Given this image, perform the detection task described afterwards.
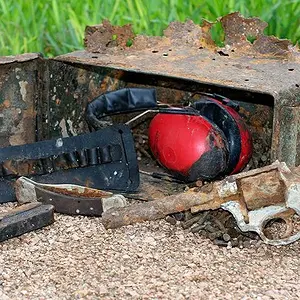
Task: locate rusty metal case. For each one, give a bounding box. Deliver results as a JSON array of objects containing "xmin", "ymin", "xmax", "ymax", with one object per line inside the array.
[{"xmin": 0, "ymin": 13, "xmax": 300, "ymax": 197}]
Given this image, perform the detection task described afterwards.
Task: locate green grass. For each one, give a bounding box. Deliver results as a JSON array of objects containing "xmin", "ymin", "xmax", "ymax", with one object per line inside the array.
[{"xmin": 0, "ymin": 0, "xmax": 299, "ymax": 57}]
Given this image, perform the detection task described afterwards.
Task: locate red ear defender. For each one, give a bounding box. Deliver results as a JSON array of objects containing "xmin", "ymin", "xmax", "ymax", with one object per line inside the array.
[
  {"xmin": 148, "ymin": 113, "xmax": 229, "ymax": 181},
  {"xmin": 148, "ymin": 95, "xmax": 253, "ymax": 182}
]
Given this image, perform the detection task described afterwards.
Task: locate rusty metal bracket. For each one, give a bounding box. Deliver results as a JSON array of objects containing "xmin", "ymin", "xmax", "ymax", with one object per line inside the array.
[{"xmin": 15, "ymin": 177, "xmax": 127, "ymax": 216}]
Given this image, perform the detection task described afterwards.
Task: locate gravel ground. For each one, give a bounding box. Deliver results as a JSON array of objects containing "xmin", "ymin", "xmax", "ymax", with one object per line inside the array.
[{"xmin": 1, "ymin": 204, "xmax": 300, "ymax": 300}]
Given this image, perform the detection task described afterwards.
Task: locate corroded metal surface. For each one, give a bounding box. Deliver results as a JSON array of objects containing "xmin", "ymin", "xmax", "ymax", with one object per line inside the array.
[
  {"xmin": 0, "ymin": 53, "xmax": 44, "ymax": 147},
  {"xmin": 84, "ymin": 19, "xmax": 216, "ymax": 53},
  {"xmin": 219, "ymin": 13, "xmax": 296, "ymax": 58},
  {"xmin": 55, "ymin": 47, "xmax": 299, "ymax": 96},
  {"xmin": 67, "ymin": 13, "xmax": 298, "ymax": 94},
  {"xmin": 83, "ymin": 13, "xmax": 299, "ymax": 59},
  {"xmin": 0, "ymin": 53, "xmax": 41, "ymax": 65}
]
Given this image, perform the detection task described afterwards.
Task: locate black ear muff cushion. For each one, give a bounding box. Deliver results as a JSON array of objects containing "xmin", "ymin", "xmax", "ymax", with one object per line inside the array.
[
  {"xmin": 192, "ymin": 99, "xmax": 241, "ymax": 175},
  {"xmin": 187, "ymin": 136, "xmax": 229, "ymax": 181},
  {"xmin": 85, "ymin": 88, "xmax": 157, "ymax": 130}
]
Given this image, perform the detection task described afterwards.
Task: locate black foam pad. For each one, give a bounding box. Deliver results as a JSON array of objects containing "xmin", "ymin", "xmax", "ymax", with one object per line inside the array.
[
  {"xmin": 192, "ymin": 98, "xmax": 241, "ymax": 175},
  {"xmin": 85, "ymin": 88, "xmax": 158, "ymax": 130}
]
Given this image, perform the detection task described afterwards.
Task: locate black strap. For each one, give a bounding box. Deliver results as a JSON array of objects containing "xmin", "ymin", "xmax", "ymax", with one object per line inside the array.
[
  {"xmin": 86, "ymin": 88, "xmax": 158, "ymax": 130},
  {"xmin": 199, "ymin": 93, "xmax": 240, "ymax": 111},
  {"xmin": 0, "ymin": 145, "xmax": 122, "ymax": 178}
]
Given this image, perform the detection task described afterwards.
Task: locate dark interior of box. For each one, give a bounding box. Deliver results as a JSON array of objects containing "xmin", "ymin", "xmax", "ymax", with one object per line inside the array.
[{"xmin": 43, "ymin": 61, "xmax": 274, "ymax": 174}]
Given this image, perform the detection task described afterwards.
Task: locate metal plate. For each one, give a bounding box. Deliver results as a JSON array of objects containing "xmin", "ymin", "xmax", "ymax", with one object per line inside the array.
[{"xmin": 0, "ymin": 203, "xmax": 54, "ymax": 242}]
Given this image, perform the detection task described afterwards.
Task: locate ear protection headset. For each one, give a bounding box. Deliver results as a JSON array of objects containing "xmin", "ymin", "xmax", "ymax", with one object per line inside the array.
[
  {"xmin": 85, "ymin": 88, "xmax": 253, "ymax": 182},
  {"xmin": 148, "ymin": 94, "xmax": 253, "ymax": 181}
]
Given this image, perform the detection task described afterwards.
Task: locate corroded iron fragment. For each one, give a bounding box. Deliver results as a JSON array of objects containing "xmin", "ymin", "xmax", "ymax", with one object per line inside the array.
[
  {"xmin": 252, "ymin": 35, "xmax": 292, "ymax": 57},
  {"xmin": 84, "ymin": 20, "xmax": 135, "ymax": 53},
  {"xmin": 101, "ymin": 161, "xmax": 300, "ymax": 246},
  {"xmin": 83, "ymin": 13, "xmax": 299, "ymax": 59},
  {"xmin": 220, "ymin": 12, "xmax": 296, "ymax": 58},
  {"xmin": 163, "ymin": 19, "xmax": 215, "ymax": 48},
  {"xmin": 220, "ymin": 12, "xmax": 267, "ymax": 47},
  {"xmin": 84, "ymin": 19, "xmax": 216, "ymax": 53}
]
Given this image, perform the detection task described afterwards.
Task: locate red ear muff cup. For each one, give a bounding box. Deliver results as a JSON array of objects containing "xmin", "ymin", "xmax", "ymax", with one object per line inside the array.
[
  {"xmin": 192, "ymin": 99, "xmax": 253, "ymax": 175},
  {"xmin": 148, "ymin": 114, "xmax": 229, "ymax": 182}
]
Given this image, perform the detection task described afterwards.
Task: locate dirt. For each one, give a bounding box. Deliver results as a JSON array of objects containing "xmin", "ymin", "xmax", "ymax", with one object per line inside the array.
[{"xmin": 0, "ymin": 202, "xmax": 300, "ymax": 300}]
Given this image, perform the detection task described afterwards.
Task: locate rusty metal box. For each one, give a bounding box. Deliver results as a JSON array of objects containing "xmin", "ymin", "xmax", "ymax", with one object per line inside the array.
[{"xmin": 0, "ymin": 14, "xmax": 299, "ymax": 170}]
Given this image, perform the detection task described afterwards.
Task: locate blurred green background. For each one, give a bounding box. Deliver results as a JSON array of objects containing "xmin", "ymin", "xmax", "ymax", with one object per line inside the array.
[{"xmin": 0, "ymin": 0, "xmax": 299, "ymax": 57}]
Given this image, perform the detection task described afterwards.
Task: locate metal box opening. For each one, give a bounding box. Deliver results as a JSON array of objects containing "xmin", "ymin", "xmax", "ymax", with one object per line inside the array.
[{"xmin": 42, "ymin": 59, "xmax": 274, "ymax": 171}]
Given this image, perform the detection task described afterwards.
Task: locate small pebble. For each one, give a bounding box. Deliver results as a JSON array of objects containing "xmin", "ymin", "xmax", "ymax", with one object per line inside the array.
[
  {"xmin": 223, "ymin": 233, "xmax": 231, "ymax": 242},
  {"xmin": 165, "ymin": 215, "xmax": 177, "ymax": 225}
]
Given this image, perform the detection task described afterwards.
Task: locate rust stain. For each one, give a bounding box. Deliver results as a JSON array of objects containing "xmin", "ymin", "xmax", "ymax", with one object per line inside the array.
[
  {"xmin": 77, "ymin": 68, "xmax": 88, "ymax": 85},
  {"xmin": 253, "ymin": 35, "xmax": 292, "ymax": 57},
  {"xmin": 3, "ymin": 100, "xmax": 11, "ymax": 108},
  {"xmin": 99, "ymin": 70, "xmax": 125, "ymax": 93},
  {"xmin": 43, "ymin": 185, "xmax": 112, "ymax": 198},
  {"xmin": 175, "ymin": 204, "xmax": 186, "ymax": 211},
  {"xmin": 200, "ymin": 19, "xmax": 216, "ymax": 50},
  {"xmin": 0, "ymin": 99, "xmax": 11, "ymax": 111},
  {"xmin": 240, "ymin": 169, "xmax": 285, "ymax": 210},
  {"xmin": 9, "ymin": 108, "xmax": 37, "ymax": 145},
  {"xmin": 163, "ymin": 19, "xmax": 215, "ymax": 49}
]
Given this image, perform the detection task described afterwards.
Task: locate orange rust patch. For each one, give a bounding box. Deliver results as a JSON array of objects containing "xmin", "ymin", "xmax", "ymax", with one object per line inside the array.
[
  {"xmin": 175, "ymin": 204, "xmax": 185, "ymax": 211},
  {"xmin": 3, "ymin": 100, "xmax": 11, "ymax": 108}
]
